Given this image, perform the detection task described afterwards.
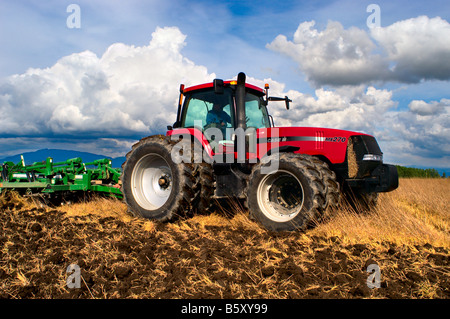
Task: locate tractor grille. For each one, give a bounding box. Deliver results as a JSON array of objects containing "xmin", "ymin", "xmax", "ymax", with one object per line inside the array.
[
  {"xmin": 347, "ymin": 135, "xmax": 383, "ymax": 178},
  {"xmin": 350, "ymin": 135, "xmax": 382, "ymax": 160}
]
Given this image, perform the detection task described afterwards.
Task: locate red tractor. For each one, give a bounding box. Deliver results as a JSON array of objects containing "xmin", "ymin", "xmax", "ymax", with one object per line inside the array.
[{"xmin": 121, "ymin": 72, "xmax": 398, "ymax": 231}]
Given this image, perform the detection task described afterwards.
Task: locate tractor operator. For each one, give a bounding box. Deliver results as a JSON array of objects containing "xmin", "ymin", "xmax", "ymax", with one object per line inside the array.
[{"xmin": 206, "ymin": 103, "xmax": 232, "ymax": 137}]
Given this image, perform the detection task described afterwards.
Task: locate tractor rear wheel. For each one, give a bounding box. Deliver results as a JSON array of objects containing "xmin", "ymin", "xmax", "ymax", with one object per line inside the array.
[
  {"xmin": 247, "ymin": 153, "xmax": 326, "ymax": 232},
  {"xmin": 121, "ymin": 135, "xmax": 196, "ymax": 221}
]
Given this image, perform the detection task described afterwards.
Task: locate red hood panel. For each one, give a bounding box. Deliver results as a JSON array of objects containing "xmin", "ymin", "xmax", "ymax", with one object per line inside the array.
[
  {"xmin": 258, "ymin": 127, "xmax": 370, "ymax": 138},
  {"xmin": 256, "ymin": 127, "xmax": 372, "ymax": 164}
]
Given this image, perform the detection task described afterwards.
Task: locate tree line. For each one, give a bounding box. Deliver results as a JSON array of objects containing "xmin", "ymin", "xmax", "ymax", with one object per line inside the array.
[{"xmin": 395, "ymin": 165, "xmax": 445, "ymax": 178}]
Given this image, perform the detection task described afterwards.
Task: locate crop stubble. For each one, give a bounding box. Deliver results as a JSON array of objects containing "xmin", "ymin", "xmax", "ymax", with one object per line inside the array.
[{"xmin": 0, "ymin": 178, "xmax": 448, "ymax": 299}]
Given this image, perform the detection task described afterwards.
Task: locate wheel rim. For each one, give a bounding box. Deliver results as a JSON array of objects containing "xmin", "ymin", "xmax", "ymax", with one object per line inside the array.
[
  {"xmin": 131, "ymin": 153, "xmax": 173, "ymax": 210},
  {"xmin": 256, "ymin": 170, "xmax": 304, "ymax": 222}
]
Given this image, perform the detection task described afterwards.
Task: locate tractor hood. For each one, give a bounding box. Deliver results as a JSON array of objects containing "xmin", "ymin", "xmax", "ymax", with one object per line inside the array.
[
  {"xmin": 256, "ymin": 126, "xmax": 376, "ymax": 164},
  {"xmin": 258, "ymin": 126, "xmax": 371, "ymax": 139}
]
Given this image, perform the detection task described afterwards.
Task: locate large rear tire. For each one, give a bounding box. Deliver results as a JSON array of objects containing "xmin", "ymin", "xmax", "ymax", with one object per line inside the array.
[
  {"xmin": 247, "ymin": 153, "xmax": 326, "ymax": 232},
  {"xmin": 121, "ymin": 135, "xmax": 196, "ymax": 221}
]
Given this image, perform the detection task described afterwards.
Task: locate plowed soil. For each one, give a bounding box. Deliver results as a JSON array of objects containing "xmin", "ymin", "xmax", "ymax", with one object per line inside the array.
[{"xmin": 0, "ymin": 190, "xmax": 448, "ymax": 299}]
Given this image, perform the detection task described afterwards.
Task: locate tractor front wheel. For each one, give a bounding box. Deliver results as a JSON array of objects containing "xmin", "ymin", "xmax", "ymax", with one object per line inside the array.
[{"xmin": 121, "ymin": 135, "xmax": 196, "ymax": 221}]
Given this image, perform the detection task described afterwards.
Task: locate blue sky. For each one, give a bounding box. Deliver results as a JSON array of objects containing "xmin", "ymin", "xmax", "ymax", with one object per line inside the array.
[{"xmin": 0, "ymin": 0, "xmax": 449, "ymax": 171}]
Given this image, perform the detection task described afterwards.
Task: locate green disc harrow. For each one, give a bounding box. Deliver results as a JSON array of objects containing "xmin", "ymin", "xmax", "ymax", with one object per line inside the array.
[{"xmin": 0, "ymin": 155, "xmax": 122, "ymax": 199}]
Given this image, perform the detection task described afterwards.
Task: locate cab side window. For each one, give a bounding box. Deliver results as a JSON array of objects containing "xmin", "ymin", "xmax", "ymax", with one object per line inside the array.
[{"xmin": 245, "ymin": 94, "xmax": 270, "ymax": 129}]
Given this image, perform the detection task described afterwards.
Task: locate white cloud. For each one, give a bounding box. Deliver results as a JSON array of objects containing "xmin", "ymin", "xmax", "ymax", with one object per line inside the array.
[
  {"xmin": 268, "ymin": 84, "xmax": 397, "ymax": 134},
  {"xmin": 267, "ymin": 20, "xmax": 388, "ymax": 86},
  {"xmin": 389, "ymin": 98, "xmax": 450, "ymax": 158},
  {"xmin": 0, "ymin": 26, "xmax": 214, "ymax": 137},
  {"xmin": 267, "ymin": 16, "xmax": 450, "ymax": 86},
  {"xmin": 371, "ymin": 16, "xmax": 450, "ymax": 83},
  {"xmin": 408, "ymin": 98, "xmax": 449, "ymax": 116}
]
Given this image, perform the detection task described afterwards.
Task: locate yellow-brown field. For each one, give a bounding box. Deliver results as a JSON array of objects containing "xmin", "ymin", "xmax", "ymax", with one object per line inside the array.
[{"xmin": 0, "ymin": 178, "xmax": 448, "ymax": 299}]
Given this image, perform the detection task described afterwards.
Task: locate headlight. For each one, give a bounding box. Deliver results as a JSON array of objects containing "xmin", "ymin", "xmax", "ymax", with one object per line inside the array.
[{"xmin": 362, "ymin": 154, "xmax": 383, "ymax": 161}]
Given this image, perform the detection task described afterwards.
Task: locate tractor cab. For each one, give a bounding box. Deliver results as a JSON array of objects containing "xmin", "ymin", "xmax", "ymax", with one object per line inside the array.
[
  {"xmin": 174, "ymin": 81, "xmax": 268, "ymax": 134},
  {"xmin": 171, "ymin": 73, "xmax": 290, "ymax": 154},
  {"xmin": 173, "ymin": 75, "xmax": 289, "ymax": 134}
]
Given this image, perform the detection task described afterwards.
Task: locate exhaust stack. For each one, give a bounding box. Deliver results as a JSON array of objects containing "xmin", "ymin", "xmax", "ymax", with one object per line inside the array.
[{"xmin": 235, "ymin": 72, "xmax": 246, "ymax": 131}]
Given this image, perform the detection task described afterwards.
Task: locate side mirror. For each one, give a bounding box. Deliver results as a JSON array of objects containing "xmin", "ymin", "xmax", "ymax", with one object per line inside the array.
[
  {"xmin": 268, "ymin": 96, "xmax": 292, "ymax": 110},
  {"xmin": 213, "ymin": 79, "xmax": 224, "ymax": 94},
  {"xmin": 285, "ymin": 96, "xmax": 292, "ymax": 110}
]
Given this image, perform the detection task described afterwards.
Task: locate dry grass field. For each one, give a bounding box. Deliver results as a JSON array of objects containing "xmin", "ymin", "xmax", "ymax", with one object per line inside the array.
[{"xmin": 0, "ymin": 178, "xmax": 448, "ymax": 299}]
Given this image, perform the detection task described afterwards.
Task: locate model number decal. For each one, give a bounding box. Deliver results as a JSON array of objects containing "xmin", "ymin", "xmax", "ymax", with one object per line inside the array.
[
  {"xmin": 325, "ymin": 136, "xmax": 347, "ymax": 143},
  {"xmin": 267, "ymin": 137, "xmax": 287, "ymax": 142}
]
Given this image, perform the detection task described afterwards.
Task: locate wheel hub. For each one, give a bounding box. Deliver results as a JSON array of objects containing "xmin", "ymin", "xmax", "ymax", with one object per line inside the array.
[
  {"xmin": 131, "ymin": 154, "xmax": 173, "ymax": 210},
  {"xmin": 269, "ymin": 177, "xmax": 302, "ymax": 210},
  {"xmin": 158, "ymin": 174, "xmax": 171, "ymax": 189},
  {"xmin": 257, "ymin": 170, "xmax": 304, "ymax": 222}
]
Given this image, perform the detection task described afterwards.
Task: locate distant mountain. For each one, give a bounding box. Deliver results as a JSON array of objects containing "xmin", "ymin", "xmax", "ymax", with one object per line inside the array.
[{"xmin": 0, "ymin": 149, "xmax": 126, "ymax": 168}]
